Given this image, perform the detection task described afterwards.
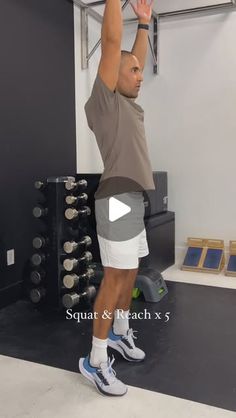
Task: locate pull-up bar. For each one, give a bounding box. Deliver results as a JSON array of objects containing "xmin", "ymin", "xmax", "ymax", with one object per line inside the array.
[{"xmin": 72, "ymin": 0, "xmax": 235, "ymax": 74}]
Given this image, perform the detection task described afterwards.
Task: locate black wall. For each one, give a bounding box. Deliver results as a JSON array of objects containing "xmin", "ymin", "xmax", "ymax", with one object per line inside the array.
[{"xmin": 0, "ymin": 0, "xmax": 76, "ymax": 308}]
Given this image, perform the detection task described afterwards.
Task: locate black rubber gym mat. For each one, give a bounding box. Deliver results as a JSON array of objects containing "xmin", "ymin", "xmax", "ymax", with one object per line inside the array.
[{"xmin": 0, "ymin": 281, "xmax": 236, "ymax": 412}]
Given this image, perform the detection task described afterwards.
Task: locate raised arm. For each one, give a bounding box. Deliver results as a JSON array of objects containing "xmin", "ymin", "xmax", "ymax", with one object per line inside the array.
[
  {"xmin": 130, "ymin": 0, "xmax": 153, "ymax": 70},
  {"xmin": 98, "ymin": 0, "xmax": 123, "ymax": 92}
]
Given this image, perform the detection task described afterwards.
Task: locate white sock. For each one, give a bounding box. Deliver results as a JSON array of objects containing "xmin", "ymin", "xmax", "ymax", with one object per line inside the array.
[
  {"xmin": 90, "ymin": 336, "xmax": 108, "ymax": 367},
  {"xmin": 113, "ymin": 309, "xmax": 130, "ymax": 336}
]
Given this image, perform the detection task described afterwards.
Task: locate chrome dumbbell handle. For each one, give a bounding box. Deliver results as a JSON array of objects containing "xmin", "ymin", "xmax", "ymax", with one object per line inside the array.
[
  {"xmin": 80, "ymin": 286, "xmax": 96, "ymax": 300},
  {"xmin": 79, "ymin": 251, "xmax": 93, "ymax": 263}
]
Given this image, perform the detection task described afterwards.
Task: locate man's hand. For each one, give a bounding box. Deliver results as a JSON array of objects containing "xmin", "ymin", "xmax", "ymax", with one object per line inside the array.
[{"xmin": 130, "ymin": 0, "xmax": 154, "ymax": 24}]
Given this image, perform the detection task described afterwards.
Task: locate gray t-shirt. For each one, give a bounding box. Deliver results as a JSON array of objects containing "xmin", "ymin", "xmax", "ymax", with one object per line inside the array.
[{"xmin": 84, "ymin": 73, "xmax": 155, "ymax": 199}]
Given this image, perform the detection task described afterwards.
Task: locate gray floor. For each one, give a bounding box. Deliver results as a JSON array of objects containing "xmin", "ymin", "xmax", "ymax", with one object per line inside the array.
[
  {"xmin": 1, "ymin": 261, "xmax": 236, "ymax": 418},
  {"xmin": 1, "ymin": 353, "xmax": 236, "ymax": 418}
]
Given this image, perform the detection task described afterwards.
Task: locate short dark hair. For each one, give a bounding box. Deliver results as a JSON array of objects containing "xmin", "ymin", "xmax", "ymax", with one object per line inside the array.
[
  {"xmin": 120, "ymin": 50, "xmax": 137, "ymax": 67},
  {"xmin": 121, "ymin": 50, "xmax": 133, "ymax": 57}
]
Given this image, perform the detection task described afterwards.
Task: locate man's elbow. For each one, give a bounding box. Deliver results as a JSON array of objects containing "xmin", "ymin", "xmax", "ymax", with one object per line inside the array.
[{"xmin": 102, "ymin": 33, "xmax": 122, "ymax": 47}]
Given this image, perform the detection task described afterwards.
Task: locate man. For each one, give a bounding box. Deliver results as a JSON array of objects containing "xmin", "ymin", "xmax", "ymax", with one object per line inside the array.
[{"xmin": 79, "ymin": 0, "xmax": 155, "ymax": 396}]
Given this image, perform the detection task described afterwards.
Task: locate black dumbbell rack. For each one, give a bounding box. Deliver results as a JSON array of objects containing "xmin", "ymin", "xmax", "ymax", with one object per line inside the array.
[{"xmin": 27, "ymin": 176, "xmax": 97, "ymax": 311}]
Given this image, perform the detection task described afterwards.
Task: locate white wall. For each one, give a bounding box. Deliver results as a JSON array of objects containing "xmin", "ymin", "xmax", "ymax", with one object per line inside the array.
[{"xmin": 74, "ymin": 6, "xmax": 236, "ymax": 255}]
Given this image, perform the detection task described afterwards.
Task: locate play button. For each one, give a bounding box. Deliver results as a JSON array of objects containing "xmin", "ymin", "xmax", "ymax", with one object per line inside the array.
[
  {"xmin": 109, "ymin": 197, "xmax": 131, "ymax": 222},
  {"xmin": 94, "ymin": 177, "xmax": 151, "ymax": 242}
]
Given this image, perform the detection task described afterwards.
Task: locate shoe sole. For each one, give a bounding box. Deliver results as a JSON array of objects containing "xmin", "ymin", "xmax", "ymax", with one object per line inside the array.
[
  {"xmin": 108, "ymin": 339, "xmax": 145, "ymax": 362},
  {"xmin": 78, "ymin": 358, "xmax": 128, "ymax": 397}
]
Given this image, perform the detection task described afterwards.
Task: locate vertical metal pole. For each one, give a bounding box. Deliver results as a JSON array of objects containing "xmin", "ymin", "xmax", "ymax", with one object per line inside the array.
[
  {"xmin": 148, "ymin": 17, "xmax": 159, "ymax": 75},
  {"xmin": 153, "ymin": 17, "xmax": 158, "ymax": 75},
  {"xmin": 81, "ymin": 7, "xmax": 88, "ymax": 69}
]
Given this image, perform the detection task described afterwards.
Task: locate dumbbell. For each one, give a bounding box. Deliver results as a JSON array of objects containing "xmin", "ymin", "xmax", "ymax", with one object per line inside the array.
[
  {"xmin": 29, "ymin": 287, "xmax": 46, "ymax": 303},
  {"xmin": 63, "ymin": 236, "xmax": 92, "ymax": 254},
  {"xmin": 65, "ymin": 193, "xmax": 88, "ymax": 206},
  {"xmin": 65, "ymin": 179, "xmax": 87, "ymax": 192},
  {"xmin": 31, "ymin": 252, "xmax": 48, "ymax": 267},
  {"xmin": 62, "ymin": 285, "xmax": 96, "ymax": 308},
  {"xmin": 34, "ymin": 180, "xmax": 46, "ymax": 191},
  {"xmin": 63, "ymin": 251, "xmax": 93, "ymax": 272},
  {"xmin": 33, "ymin": 205, "xmax": 48, "ymax": 219},
  {"xmin": 30, "ymin": 269, "xmax": 46, "ymax": 285},
  {"xmin": 65, "ymin": 206, "xmax": 91, "ymax": 221},
  {"xmin": 63, "ymin": 268, "xmax": 95, "ymax": 289},
  {"xmin": 32, "ymin": 235, "xmax": 49, "ymax": 250}
]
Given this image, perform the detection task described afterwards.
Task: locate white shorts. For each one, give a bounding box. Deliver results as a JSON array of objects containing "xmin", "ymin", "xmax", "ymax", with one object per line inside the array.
[{"xmin": 97, "ymin": 228, "xmax": 149, "ymax": 269}]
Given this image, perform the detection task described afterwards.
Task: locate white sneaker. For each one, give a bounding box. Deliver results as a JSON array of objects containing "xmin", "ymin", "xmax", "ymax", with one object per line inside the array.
[
  {"xmin": 79, "ymin": 354, "xmax": 128, "ymax": 396},
  {"xmin": 108, "ymin": 328, "xmax": 146, "ymax": 362}
]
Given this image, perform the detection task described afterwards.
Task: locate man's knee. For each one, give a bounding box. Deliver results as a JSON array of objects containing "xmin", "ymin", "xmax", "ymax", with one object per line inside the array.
[
  {"xmin": 101, "ymin": 267, "xmax": 129, "ymax": 289},
  {"xmin": 103, "ymin": 266, "xmax": 129, "ymax": 276}
]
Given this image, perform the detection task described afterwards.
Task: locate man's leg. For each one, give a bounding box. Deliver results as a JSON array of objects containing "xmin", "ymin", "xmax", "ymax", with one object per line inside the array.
[
  {"xmin": 107, "ymin": 260, "xmax": 146, "ymax": 362},
  {"xmin": 116, "ymin": 265, "xmax": 139, "ymax": 311},
  {"xmin": 114, "ymin": 259, "xmax": 140, "ymax": 332},
  {"xmin": 112, "ymin": 267, "xmax": 138, "ymax": 336},
  {"xmin": 79, "ymin": 266, "xmax": 131, "ymax": 397},
  {"xmin": 92, "ymin": 266, "xmax": 130, "ymax": 339}
]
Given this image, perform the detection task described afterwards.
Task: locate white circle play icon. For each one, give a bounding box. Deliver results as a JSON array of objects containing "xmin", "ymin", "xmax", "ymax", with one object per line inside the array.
[{"xmin": 109, "ymin": 197, "xmax": 131, "ymax": 222}]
